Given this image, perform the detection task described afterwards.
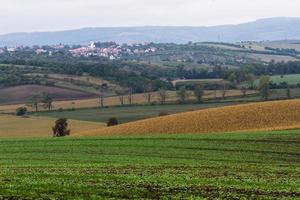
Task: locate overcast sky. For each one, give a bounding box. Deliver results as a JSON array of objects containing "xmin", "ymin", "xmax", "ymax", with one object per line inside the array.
[{"xmin": 0, "ymin": 0, "xmax": 299, "ymax": 34}]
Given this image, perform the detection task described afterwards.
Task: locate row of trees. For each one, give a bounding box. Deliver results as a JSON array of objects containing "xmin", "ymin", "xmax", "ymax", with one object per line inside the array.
[
  {"xmin": 98, "ymin": 75, "xmax": 293, "ymax": 108},
  {"xmin": 98, "ymin": 85, "xmax": 207, "ymax": 108},
  {"xmin": 26, "ymin": 93, "xmax": 54, "ymax": 112}
]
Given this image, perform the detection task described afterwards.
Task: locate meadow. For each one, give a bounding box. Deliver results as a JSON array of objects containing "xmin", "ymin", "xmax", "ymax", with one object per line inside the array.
[{"xmin": 0, "ymin": 130, "xmax": 299, "ymax": 199}]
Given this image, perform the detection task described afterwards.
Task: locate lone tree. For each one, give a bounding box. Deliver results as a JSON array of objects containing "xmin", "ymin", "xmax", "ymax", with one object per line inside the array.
[
  {"xmin": 221, "ymin": 83, "xmax": 228, "ymax": 99},
  {"xmin": 127, "ymin": 88, "xmax": 133, "ymax": 105},
  {"xmin": 240, "ymin": 86, "xmax": 248, "ymax": 97},
  {"xmin": 258, "ymin": 76, "xmax": 271, "ymax": 101},
  {"xmin": 116, "ymin": 89, "xmax": 126, "ymax": 106},
  {"xmin": 194, "ymin": 85, "xmax": 204, "ymax": 103},
  {"xmin": 286, "ymin": 85, "xmax": 291, "ymax": 99},
  {"xmin": 143, "ymin": 84, "xmax": 154, "ymax": 104},
  {"xmin": 52, "ymin": 118, "xmax": 70, "ymax": 137},
  {"xmin": 99, "ymin": 92, "xmax": 105, "ymax": 108},
  {"xmin": 107, "ymin": 117, "xmax": 119, "ymax": 127},
  {"xmin": 158, "ymin": 88, "xmax": 167, "ymax": 104},
  {"xmin": 177, "ymin": 86, "xmax": 188, "ymax": 104},
  {"xmin": 41, "ymin": 93, "xmax": 53, "ymax": 111}
]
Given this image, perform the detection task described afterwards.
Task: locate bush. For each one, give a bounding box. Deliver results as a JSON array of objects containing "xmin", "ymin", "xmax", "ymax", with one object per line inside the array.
[
  {"xmin": 158, "ymin": 112, "xmax": 169, "ymax": 116},
  {"xmin": 107, "ymin": 117, "xmax": 119, "ymax": 127},
  {"xmin": 16, "ymin": 107, "xmax": 27, "ymax": 116},
  {"xmin": 52, "ymin": 118, "xmax": 70, "ymax": 137}
]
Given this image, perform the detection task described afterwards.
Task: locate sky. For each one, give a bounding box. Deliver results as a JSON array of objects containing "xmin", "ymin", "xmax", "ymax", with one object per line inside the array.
[{"xmin": 0, "ymin": 0, "xmax": 299, "ymax": 34}]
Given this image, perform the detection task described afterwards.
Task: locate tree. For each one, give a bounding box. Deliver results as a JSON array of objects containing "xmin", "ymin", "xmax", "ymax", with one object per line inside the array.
[
  {"xmin": 258, "ymin": 76, "xmax": 271, "ymax": 101},
  {"xmin": 240, "ymin": 86, "xmax": 248, "ymax": 97},
  {"xmin": 16, "ymin": 107, "xmax": 27, "ymax": 116},
  {"xmin": 127, "ymin": 88, "xmax": 133, "ymax": 105},
  {"xmin": 52, "ymin": 118, "xmax": 70, "ymax": 137},
  {"xmin": 107, "ymin": 117, "xmax": 119, "ymax": 126},
  {"xmin": 143, "ymin": 84, "xmax": 153, "ymax": 104},
  {"xmin": 245, "ymin": 73, "xmax": 256, "ymax": 89},
  {"xmin": 99, "ymin": 92, "xmax": 105, "ymax": 108},
  {"xmin": 194, "ymin": 85, "xmax": 204, "ymax": 103},
  {"xmin": 158, "ymin": 88, "xmax": 167, "ymax": 104},
  {"xmin": 26, "ymin": 94, "xmax": 41, "ymax": 112},
  {"xmin": 116, "ymin": 89, "xmax": 126, "ymax": 106},
  {"xmin": 41, "ymin": 93, "xmax": 53, "ymax": 111},
  {"xmin": 221, "ymin": 83, "xmax": 228, "ymax": 99},
  {"xmin": 286, "ymin": 85, "xmax": 291, "ymax": 99},
  {"xmin": 177, "ymin": 86, "xmax": 188, "ymax": 103}
]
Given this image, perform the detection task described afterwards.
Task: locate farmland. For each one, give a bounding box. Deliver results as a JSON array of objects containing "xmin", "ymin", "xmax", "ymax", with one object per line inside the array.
[
  {"xmin": 26, "ymin": 73, "xmax": 121, "ymax": 96},
  {"xmin": 0, "ymin": 114, "xmax": 104, "ymax": 137},
  {"xmin": 83, "ymin": 99, "xmax": 300, "ymax": 136},
  {"xmin": 34, "ymin": 102, "xmax": 241, "ymax": 123},
  {"xmin": 32, "ymin": 89, "xmax": 300, "ymax": 124},
  {"xmin": 0, "ymin": 89, "xmax": 257, "ymax": 113},
  {"xmin": 0, "ymin": 130, "xmax": 299, "ymax": 199},
  {"xmin": 171, "ymin": 78, "xmax": 223, "ymax": 87},
  {"xmin": 0, "ymin": 85, "xmax": 96, "ymax": 105},
  {"xmin": 269, "ymin": 74, "xmax": 300, "ymax": 85}
]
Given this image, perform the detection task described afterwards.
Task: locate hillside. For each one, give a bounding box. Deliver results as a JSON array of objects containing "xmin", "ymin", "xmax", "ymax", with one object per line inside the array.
[
  {"xmin": 1, "ymin": 17, "xmax": 300, "ymax": 46},
  {"xmin": 0, "ymin": 85, "xmax": 96, "ymax": 105},
  {"xmin": 0, "ymin": 115, "xmax": 104, "ymax": 137},
  {"xmin": 83, "ymin": 99, "xmax": 300, "ymax": 136}
]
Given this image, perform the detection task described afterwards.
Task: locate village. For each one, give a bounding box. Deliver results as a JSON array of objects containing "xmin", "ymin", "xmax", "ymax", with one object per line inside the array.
[{"xmin": 0, "ymin": 42, "xmax": 157, "ymax": 60}]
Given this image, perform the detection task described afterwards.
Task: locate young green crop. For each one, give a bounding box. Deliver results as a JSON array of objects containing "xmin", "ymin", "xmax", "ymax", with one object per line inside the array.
[{"xmin": 0, "ymin": 130, "xmax": 299, "ymax": 199}]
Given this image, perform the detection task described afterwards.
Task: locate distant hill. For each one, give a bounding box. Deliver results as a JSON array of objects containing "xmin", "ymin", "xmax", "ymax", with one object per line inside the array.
[{"xmin": 1, "ymin": 17, "xmax": 300, "ymax": 46}]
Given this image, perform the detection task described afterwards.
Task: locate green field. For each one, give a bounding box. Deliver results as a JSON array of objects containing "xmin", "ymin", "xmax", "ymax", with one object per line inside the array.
[
  {"xmin": 33, "ymin": 102, "xmax": 243, "ymax": 123},
  {"xmin": 0, "ymin": 130, "xmax": 299, "ymax": 199},
  {"xmin": 270, "ymin": 74, "xmax": 300, "ymax": 85},
  {"xmin": 254, "ymin": 74, "xmax": 300, "ymax": 86}
]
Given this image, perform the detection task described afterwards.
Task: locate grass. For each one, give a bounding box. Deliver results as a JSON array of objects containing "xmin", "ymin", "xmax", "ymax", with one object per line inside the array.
[
  {"xmin": 270, "ymin": 74, "xmax": 300, "ymax": 85},
  {"xmin": 0, "ymin": 114, "xmax": 104, "ymax": 137},
  {"xmin": 33, "ymin": 102, "xmax": 243, "ymax": 123},
  {"xmin": 0, "ymin": 130, "xmax": 299, "ymax": 199}
]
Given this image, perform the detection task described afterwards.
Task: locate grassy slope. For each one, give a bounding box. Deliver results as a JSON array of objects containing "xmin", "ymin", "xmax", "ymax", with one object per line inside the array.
[{"xmin": 0, "ymin": 131, "xmax": 299, "ymax": 199}]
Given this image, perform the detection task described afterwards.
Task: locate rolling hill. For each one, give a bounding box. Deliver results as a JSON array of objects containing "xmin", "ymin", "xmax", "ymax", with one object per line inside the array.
[
  {"xmin": 1, "ymin": 17, "xmax": 300, "ymax": 46},
  {"xmin": 81, "ymin": 99, "xmax": 300, "ymax": 136},
  {"xmin": 0, "ymin": 114, "xmax": 104, "ymax": 137},
  {"xmin": 0, "ymin": 85, "xmax": 96, "ymax": 105}
]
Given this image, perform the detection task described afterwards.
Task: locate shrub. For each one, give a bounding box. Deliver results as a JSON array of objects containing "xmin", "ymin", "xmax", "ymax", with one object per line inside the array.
[
  {"xmin": 107, "ymin": 117, "xmax": 119, "ymax": 127},
  {"xmin": 16, "ymin": 107, "xmax": 27, "ymax": 116},
  {"xmin": 52, "ymin": 118, "xmax": 70, "ymax": 137},
  {"xmin": 158, "ymin": 112, "xmax": 169, "ymax": 116}
]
